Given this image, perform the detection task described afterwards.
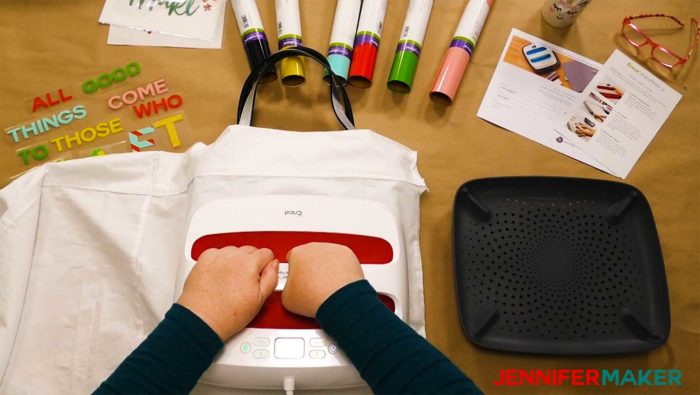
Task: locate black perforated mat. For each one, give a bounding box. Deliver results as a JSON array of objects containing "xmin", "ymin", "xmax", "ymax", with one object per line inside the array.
[{"xmin": 453, "ymin": 177, "xmax": 670, "ymax": 355}]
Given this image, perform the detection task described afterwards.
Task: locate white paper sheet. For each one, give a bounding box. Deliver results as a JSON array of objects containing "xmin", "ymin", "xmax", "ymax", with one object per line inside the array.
[
  {"xmin": 100, "ymin": 0, "xmax": 225, "ymax": 41},
  {"xmin": 478, "ymin": 28, "xmax": 611, "ymax": 173},
  {"xmin": 107, "ymin": 3, "xmax": 225, "ymax": 49},
  {"xmin": 555, "ymin": 50, "xmax": 683, "ymax": 178}
]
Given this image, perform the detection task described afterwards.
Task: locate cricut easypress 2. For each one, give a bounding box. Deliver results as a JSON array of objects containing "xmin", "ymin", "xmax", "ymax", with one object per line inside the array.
[{"xmin": 177, "ymin": 195, "xmax": 408, "ymax": 390}]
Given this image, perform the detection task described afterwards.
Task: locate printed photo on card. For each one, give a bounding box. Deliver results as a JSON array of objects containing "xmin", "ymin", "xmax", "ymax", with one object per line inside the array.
[
  {"xmin": 477, "ymin": 28, "xmax": 611, "ymax": 174},
  {"xmin": 555, "ymin": 50, "xmax": 683, "ymax": 178}
]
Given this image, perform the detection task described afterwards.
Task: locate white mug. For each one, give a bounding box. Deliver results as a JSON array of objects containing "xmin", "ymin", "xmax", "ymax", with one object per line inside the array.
[{"xmin": 542, "ymin": 0, "xmax": 592, "ymax": 28}]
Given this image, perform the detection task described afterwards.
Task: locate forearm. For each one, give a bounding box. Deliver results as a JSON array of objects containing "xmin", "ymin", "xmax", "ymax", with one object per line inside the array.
[
  {"xmin": 94, "ymin": 304, "xmax": 223, "ymax": 395},
  {"xmin": 317, "ymin": 280, "xmax": 482, "ymax": 395}
]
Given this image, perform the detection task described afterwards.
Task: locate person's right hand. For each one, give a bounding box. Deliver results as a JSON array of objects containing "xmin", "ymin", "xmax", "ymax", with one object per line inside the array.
[{"xmin": 282, "ymin": 242, "xmax": 364, "ymax": 317}]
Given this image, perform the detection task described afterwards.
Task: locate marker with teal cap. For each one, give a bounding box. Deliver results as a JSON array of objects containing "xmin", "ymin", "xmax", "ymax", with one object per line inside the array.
[
  {"xmin": 324, "ymin": 0, "xmax": 362, "ymax": 85},
  {"xmin": 388, "ymin": 0, "xmax": 434, "ymax": 93}
]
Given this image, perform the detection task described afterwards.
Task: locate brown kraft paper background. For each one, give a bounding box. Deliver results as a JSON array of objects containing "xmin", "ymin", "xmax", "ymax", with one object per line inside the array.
[{"xmin": 0, "ymin": 0, "xmax": 698, "ymax": 394}]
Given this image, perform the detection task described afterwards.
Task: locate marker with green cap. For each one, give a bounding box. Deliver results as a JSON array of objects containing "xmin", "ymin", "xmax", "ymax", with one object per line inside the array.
[{"xmin": 387, "ymin": 0, "xmax": 434, "ymax": 93}]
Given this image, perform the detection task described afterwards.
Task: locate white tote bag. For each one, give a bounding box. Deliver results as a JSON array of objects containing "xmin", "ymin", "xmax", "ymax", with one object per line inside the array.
[{"xmin": 0, "ymin": 48, "xmax": 427, "ymax": 394}]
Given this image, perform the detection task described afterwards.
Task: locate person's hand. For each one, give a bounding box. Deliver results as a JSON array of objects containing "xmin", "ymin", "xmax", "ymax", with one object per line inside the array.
[
  {"xmin": 282, "ymin": 242, "xmax": 364, "ymax": 317},
  {"xmin": 575, "ymin": 123, "xmax": 596, "ymax": 137},
  {"xmin": 178, "ymin": 246, "xmax": 279, "ymax": 341}
]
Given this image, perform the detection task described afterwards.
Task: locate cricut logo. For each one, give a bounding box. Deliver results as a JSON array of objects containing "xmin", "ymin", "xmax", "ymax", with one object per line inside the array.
[
  {"xmin": 284, "ymin": 210, "xmax": 303, "ymax": 217},
  {"xmin": 493, "ymin": 369, "xmax": 683, "ymax": 387}
]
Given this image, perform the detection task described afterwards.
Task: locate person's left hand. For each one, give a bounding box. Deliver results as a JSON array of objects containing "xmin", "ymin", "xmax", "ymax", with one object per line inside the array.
[{"xmin": 178, "ymin": 246, "xmax": 279, "ymax": 341}]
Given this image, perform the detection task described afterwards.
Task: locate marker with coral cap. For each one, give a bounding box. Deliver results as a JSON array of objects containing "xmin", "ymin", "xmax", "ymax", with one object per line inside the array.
[
  {"xmin": 430, "ymin": 0, "xmax": 493, "ymax": 103},
  {"xmin": 348, "ymin": 0, "xmax": 388, "ymax": 88}
]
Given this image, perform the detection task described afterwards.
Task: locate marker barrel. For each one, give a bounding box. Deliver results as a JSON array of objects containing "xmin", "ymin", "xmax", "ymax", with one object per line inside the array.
[
  {"xmin": 325, "ymin": 0, "xmax": 362, "ymax": 85},
  {"xmin": 348, "ymin": 33, "xmax": 380, "ymax": 88},
  {"xmin": 387, "ymin": 0, "xmax": 434, "ymax": 93},
  {"xmin": 431, "ymin": 0, "xmax": 493, "ymax": 102},
  {"xmin": 388, "ymin": 49, "xmax": 419, "ymax": 92},
  {"xmin": 348, "ymin": 0, "xmax": 388, "ymax": 88},
  {"xmin": 276, "ymin": 0, "xmax": 305, "ymax": 86},
  {"xmin": 233, "ymin": 0, "xmax": 276, "ymax": 83}
]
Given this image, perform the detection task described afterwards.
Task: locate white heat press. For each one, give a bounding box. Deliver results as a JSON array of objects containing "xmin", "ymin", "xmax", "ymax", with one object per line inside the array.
[{"xmin": 177, "ymin": 195, "xmax": 408, "ymax": 390}]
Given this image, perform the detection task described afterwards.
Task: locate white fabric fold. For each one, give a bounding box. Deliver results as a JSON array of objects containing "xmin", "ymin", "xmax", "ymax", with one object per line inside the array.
[{"xmin": 0, "ymin": 125, "xmax": 427, "ymax": 394}]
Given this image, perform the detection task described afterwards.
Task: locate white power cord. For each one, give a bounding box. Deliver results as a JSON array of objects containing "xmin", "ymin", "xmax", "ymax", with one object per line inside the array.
[{"xmin": 283, "ymin": 376, "xmax": 295, "ymax": 395}]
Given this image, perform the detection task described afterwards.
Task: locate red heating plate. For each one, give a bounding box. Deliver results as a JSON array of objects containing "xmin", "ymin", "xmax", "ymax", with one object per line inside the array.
[
  {"xmin": 190, "ymin": 231, "xmax": 395, "ymax": 329},
  {"xmin": 191, "ymin": 231, "xmax": 393, "ymax": 264},
  {"xmin": 248, "ymin": 292, "xmax": 396, "ymax": 329}
]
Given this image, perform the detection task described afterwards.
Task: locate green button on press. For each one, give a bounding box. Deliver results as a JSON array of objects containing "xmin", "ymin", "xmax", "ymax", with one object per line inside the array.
[{"xmin": 240, "ymin": 342, "xmax": 251, "ymax": 353}]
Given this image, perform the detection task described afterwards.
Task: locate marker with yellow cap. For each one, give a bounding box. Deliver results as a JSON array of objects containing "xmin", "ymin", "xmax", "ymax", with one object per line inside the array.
[{"xmin": 275, "ymin": 0, "xmax": 305, "ymax": 86}]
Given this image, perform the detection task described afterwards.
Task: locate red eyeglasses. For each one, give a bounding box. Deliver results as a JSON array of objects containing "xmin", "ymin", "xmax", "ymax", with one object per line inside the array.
[{"xmin": 622, "ymin": 14, "xmax": 699, "ymax": 68}]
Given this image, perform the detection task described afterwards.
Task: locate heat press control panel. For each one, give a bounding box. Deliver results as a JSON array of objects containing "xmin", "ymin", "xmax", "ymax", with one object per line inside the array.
[{"xmin": 232, "ymin": 332, "xmax": 339, "ymax": 363}]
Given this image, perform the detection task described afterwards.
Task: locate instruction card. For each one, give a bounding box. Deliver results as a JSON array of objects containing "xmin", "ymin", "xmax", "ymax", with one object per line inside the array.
[
  {"xmin": 100, "ymin": 0, "xmax": 225, "ymax": 40},
  {"xmin": 477, "ymin": 29, "xmax": 610, "ymax": 174},
  {"xmin": 555, "ymin": 50, "xmax": 682, "ymax": 178}
]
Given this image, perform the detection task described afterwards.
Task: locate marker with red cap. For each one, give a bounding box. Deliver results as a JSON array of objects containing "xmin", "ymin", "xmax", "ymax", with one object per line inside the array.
[
  {"xmin": 430, "ymin": 0, "xmax": 494, "ymax": 103},
  {"xmin": 348, "ymin": 0, "xmax": 388, "ymax": 88}
]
